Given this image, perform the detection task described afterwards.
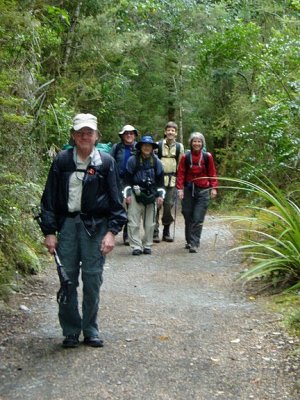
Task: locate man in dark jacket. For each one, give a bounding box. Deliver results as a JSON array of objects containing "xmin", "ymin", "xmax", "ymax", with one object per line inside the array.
[
  {"xmin": 40, "ymin": 113, "xmax": 127, "ymax": 348},
  {"xmin": 110, "ymin": 124, "xmax": 138, "ymax": 245}
]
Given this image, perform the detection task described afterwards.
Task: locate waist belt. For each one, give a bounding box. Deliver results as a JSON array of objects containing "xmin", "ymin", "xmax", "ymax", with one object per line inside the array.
[
  {"xmin": 164, "ymin": 172, "xmax": 176, "ymax": 176},
  {"xmin": 66, "ymin": 211, "xmax": 81, "ymax": 218}
]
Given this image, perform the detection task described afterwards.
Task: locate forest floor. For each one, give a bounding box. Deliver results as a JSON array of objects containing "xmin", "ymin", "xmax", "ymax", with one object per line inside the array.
[{"xmin": 0, "ymin": 214, "xmax": 299, "ymax": 400}]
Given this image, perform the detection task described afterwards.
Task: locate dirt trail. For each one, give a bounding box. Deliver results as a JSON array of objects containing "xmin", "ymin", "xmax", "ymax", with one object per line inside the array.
[{"xmin": 0, "ymin": 215, "xmax": 299, "ymax": 400}]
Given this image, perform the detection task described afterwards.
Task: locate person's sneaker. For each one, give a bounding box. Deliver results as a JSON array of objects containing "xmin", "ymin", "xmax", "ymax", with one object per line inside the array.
[
  {"xmin": 153, "ymin": 235, "xmax": 160, "ymax": 243},
  {"xmin": 83, "ymin": 336, "xmax": 104, "ymax": 347},
  {"xmin": 189, "ymin": 247, "xmax": 197, "ymax": 253},
  {"xmin": 185, "ymin": 243, "xmax": 191, "ymax": 249},
  {"xmin": 143, "ymin": 248, "xmax": 152, "ymax": 255},
  {"xmin": 123, "ymin": 238, "xmax": 130, "ymax": 246},
  {"xmin": 132, "ymin": 249, "xmax": 142, "ymax": 256},
  {"xmin": 62, "ymin": 334, "xmax": 80, "ymax": 348}
]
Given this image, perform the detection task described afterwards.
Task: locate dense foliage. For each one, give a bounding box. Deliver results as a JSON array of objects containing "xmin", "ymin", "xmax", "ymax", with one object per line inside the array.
[
  {"xmin": 0, "ymin": 0, "xmax": 299, "ymax": 295},
  {"xmin": 221, "ymin": 174, "xmax": 300, "ymax": 290}
]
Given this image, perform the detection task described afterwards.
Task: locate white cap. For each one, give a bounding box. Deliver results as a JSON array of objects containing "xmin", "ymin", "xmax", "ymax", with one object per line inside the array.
[
  {"xmin": 73, "ymin": 113, "xmax": 97, "ymax": 131},
  {"xmin": 119, "ymin": 124, "xmax": 138, "ymax": 136}
]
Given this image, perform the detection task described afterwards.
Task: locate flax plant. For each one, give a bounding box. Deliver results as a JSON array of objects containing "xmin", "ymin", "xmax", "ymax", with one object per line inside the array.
[{"xmin": 220, "ymin": 175, "xmax": 300, "ymax": 291}]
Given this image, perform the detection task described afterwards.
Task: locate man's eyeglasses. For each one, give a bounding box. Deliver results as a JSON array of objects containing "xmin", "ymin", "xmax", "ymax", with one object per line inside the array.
[{"xmin": 75, "ymin": 129, "xmax": 95, "ymax": 137}]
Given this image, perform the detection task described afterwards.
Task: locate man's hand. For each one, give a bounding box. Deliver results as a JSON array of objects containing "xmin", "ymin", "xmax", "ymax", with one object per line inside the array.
[
  {"xmin": 178, "ymin": 189, "xmax": 184, "ymax": 200},
  {"xmin": 44, "ymin": 234, "xmax": 57, "ymax": 254},
  {"xmin": 156, "ymin": 196, "xmax": 164, "ymax": 207},
  {"xmin": 101, "ymin": 231, "xmax": 116, "ymax": 255},
  {"xmin": 125, "ymin": 196, "xmax": 132, "ymax": 205}
]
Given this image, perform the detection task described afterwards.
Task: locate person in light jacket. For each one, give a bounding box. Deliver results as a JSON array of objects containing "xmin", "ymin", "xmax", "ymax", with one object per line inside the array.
[{"xmin": 154, "ymin": 121, "xmax": 184, "ymax": 243}]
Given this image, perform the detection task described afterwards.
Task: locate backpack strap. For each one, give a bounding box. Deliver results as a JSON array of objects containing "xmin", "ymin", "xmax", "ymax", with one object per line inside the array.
[
  {"xmin": 97, "ymin": 150, "xmax": 111, "ymax": 174},
  {"xmin": 157, "ymin": 140, "xmax": 163, "ymax": 159},
  {"xmin": 185, "ymin": 150, "xmax": 209, "ymax": 172},
  {"xmin": 56, "ymin": 149, "xmax": 74, "ymax": 171},
  {"xmin": 132, "ymin": 153, "xmax": 160, "ymax": 179},
  {"xmin": 56, "ymin": 148, "xmax": 111, "ymax": 175},
  {"xmin": 175, "ymin": 142, "xmax": 181, "ymax": 165},
  {"xmin": 111, "ymin": 142, "xmax": 123, "ymax": 159},
  {"xmin": 203, "ymin": 151, "xmax": 209, "ymax": 172}
]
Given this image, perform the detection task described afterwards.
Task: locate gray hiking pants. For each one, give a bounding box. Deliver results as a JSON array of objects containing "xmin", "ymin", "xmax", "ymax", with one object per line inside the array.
[{"xmin": 57, "ymin": 216, "xmax": 106, "ymax": 338}]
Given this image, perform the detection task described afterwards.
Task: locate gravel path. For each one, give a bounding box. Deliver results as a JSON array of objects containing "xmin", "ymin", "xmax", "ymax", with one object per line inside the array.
[{"xmin": 0, "ymin": 215, "xmax": 299, "ymax": 400}]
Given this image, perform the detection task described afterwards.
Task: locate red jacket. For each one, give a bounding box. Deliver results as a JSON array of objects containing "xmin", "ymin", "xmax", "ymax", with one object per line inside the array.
[{"xmin": 176, "ymin": 151, "xmax": 218, "ymax": 190}]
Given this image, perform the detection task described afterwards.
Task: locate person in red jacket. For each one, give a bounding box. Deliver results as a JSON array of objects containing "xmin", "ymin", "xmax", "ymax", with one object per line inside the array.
[{"xmin": 176, "ymin": 132, "xmax": 218, "ymax": 253}]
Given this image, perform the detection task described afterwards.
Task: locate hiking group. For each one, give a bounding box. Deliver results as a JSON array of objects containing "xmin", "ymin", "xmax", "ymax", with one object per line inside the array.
[{"xmin": 39, "ymin": 113, "xmax": 218, "ymax": 348}]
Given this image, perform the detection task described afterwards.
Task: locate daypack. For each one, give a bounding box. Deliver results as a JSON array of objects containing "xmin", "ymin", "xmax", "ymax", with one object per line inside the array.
[
  {"xmin": 63, "ymin": 142, "xmax": 112, "ymax": 153},
  {"xmin": 157, "ymin": 140, "xmax": 181, "ymax": 165},
  {"xmin": 185, "ymin": 150, "xmax": 209, "ymax": 173}
]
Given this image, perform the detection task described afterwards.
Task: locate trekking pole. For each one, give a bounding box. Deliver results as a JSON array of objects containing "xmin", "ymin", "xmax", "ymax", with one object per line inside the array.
[
  {"xmin": 173, "ymin": 190, "xmax": 178, "ymax": 241},
  {"xmin": 53, "ymin": 249, "xmax": 71, "ymax": 305},
  {"xmin": 32, "ymin": 206, "xmax": 71, "ymax": 304}
]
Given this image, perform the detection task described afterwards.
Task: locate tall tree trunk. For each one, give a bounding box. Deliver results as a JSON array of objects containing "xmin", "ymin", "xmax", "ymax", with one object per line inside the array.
[
  {"xmin": 61, "ymin": 1, "xmax": 82, "ymax": 74},
  {"xmin": 165, "ymin": 51, "xmax": 178, "ymax": 123}
]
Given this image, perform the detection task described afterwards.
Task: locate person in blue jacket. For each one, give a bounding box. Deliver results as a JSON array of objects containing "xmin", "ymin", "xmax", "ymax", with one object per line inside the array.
[{"xmin": 110, "ymin": 124, "xmax": 138, "ymax": 245}]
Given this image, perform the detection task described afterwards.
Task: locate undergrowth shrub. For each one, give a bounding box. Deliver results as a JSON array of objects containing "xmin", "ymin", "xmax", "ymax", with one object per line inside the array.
[
  {"xmin": 220, "ymin": 173, "xmax": 300, "ymax": 292},
  {"xmin": 0, "ymin": 171, "xmax": 44, "ymax": 298}
]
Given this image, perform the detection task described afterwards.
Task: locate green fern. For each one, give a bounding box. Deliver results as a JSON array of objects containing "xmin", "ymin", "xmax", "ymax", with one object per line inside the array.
[{"xmin": 220, "ymin": 174, "xmax": 300, "ymax": 291}]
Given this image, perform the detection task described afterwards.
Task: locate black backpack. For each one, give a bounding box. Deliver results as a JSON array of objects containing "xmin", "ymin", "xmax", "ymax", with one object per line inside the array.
[{"xmin": 110, "ymin": 142, "xmax": 123, "ymax": 159}]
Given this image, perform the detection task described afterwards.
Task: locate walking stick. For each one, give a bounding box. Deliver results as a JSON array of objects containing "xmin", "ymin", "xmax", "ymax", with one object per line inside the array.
[
  {"xmin": 32, "ymin": 206, "xmax": 71, "ymax": 304},
  {"xmin": 173, "ymin": 190, "xmax": 178, "ymax": 241},
  {"xmin": 53, "ymin": 249, "xmax": 71, "ymax": 305}
]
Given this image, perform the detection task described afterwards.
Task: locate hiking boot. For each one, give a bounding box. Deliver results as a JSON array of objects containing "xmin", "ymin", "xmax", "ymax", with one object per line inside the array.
[
  {"xmin": 132, "ymin": 249, "xmax": 142, "ymax": 256},
  {"xmin": 143, "ymin": 248, "xmax": 152, "ymax": 255},
  {"xmin": 162, "ymin": 234, "xmax": 174, "ymax": 242},
  {"xmin": 153, "ymin": 234, "xmax": 160, "ymax": 243},
  {"xmin": 62, "ymin": 334, "xmax": 80, "ymax": 348},
  {"xmin": 189, "ymin": 247, "xmax": 197, "ymax": 253},
  {"xmin": 83, "ymin": 336, "xmax": 104, "ymax": 347},
  {"xmin": 162, "ymin": 225, "xmax": 174, "ymax": 242}
]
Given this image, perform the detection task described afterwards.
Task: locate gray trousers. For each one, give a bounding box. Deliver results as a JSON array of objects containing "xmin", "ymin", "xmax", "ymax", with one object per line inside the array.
[
  {"xmin": 57, "ymin": 216, "xmax": 106, "ymax": 338},
  {"xmin": 181, "ymin": 186, "xmax": 209, "ymax": 248},
  {"xmin": 154, "ymin": 186, "xmax": 176, "ymax": 235},
  {"xmin": 127, "ymin": 195, "xmax": 157, "ymax": 250}
]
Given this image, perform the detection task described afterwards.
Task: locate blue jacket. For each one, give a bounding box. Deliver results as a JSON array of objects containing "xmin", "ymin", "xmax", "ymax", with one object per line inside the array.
[{"xmin": 110, "ymin": 141, "xmax": 137, "ymax": 186}]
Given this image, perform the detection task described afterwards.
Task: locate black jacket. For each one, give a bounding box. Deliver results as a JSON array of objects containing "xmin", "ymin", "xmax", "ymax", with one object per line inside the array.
[{"xmin": 40, "ymin": 148, "xmax": 127, "ymax": 236}]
